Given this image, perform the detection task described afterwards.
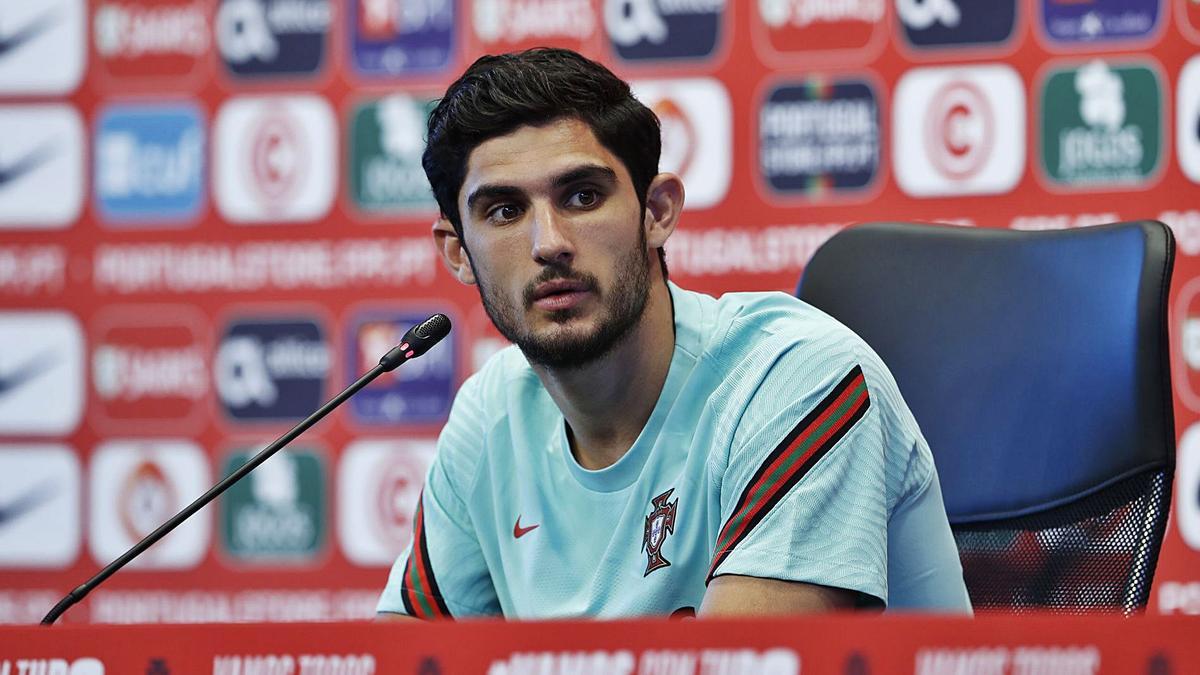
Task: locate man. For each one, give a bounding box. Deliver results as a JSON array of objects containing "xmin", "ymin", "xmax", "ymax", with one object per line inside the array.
[{"xmin": 377, "ymin": 48, "xmax": 971, "ymax": 619}]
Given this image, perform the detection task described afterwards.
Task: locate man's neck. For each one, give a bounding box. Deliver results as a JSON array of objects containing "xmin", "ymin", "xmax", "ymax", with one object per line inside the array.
[{"xmin": 532, "ymin": 281, "xmax": 676, "ymax": 471}]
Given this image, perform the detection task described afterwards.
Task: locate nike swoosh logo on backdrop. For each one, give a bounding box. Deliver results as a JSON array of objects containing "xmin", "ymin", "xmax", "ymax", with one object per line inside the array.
[
  {"xmin": 0, "ymin": 142, "xmax": 56, "ymax": 190},
  {"xmin": 0, "ymin": 350, "xmax": 58, "ymax": 399},
  {"xmin": 512, "ymin": 516, "xmax": 539, "ymax": 539},
  {"xmin": 0, "ymin": 478, "xmax": 57, "ymax": 529},
  {"xmin": 0, "ymin": 10, "xmax": 59, "ymax": 60}
]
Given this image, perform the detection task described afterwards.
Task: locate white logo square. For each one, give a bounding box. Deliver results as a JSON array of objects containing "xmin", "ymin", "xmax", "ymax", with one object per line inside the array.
[
  {"xmin": 88, "ymin": 439, "xmax": 211, "ymax": 569},
  {"xmin": 1178, "ymin": 55, "xmax": 1200, "ymax": 185},
  {"xmin": 0, "ymin": 0, "xmax": 86, "ymax": 94},
  {"xmin": 893, "ymin": 65, "xmax": 1026, "ymax": 197},
  {"xmin": 0, "ymin": 311, "xmax": 84, "ymax": 434},
  {"xmin": 214, "ymin": 95, "xmax": 336, "ymax": 223},
  {"xmin": 631, "ymin": 78, "xmax": 732, "ymax": 210},
  {"xmin": 0, "ymin": 105, "xmax": 85, "ymax": 229},
  {"xmin": 0, "ymin": 445, "xmax": 81, "ymax": 568},
  {"xmin": 338, "ymin": 439, "xmax": 435, "ymax": 566}
]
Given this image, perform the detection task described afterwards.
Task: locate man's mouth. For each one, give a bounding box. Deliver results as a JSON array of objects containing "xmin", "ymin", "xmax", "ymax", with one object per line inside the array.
[{"xmin": 529, "ymin": 279, "xmax": 592, "ymax": 312}]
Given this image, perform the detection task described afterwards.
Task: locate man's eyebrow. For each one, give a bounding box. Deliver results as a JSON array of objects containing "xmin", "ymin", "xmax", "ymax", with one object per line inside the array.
[
  {"xmin": 466, "ymin": 185, "xmax": 524, "ymax": 211},
  {"xmin": 552, "ymin": 165, "xmax": 618, "ymax": 189}
]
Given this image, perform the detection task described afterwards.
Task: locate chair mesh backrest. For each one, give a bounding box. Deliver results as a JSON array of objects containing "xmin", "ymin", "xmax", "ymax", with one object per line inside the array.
[
  {"xmin": 954, "ymin": 470, "xmax": 1170, "ymax": 614},
  {"xmin": 798, "ymin": 221, "xmax": 1176, "ymax": 613}
]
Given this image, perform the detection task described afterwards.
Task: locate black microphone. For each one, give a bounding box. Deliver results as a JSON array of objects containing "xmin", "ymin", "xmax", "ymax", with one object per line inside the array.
[
  {"xmin": 379, "ymin": 313, "xmax": 452, "ymax": 371},
  {"xmin": 41, "ymin": 313, "xmax": 453, "ymax": 625}
]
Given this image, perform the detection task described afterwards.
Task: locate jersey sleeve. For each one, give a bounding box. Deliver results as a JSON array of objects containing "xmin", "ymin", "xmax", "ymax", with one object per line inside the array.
[
  {"xmin": 707, "ymin": 340, "xmax": 890, "ymax": 606},
  {"xmin": 376, "ymin": 375, "xmax": 500, "ymax": 619}
]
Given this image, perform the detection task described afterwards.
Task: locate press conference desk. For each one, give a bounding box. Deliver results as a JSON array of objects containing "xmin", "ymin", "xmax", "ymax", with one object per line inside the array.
[{"xmin": 2, "ymin": 613, "xmax": 1197, "ymax": 674}]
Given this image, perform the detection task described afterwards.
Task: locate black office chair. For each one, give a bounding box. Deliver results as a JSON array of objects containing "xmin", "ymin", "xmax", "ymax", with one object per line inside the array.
[{"xmin": 797, "ymin": 221, "xmax": 1176, "ymax": 614}]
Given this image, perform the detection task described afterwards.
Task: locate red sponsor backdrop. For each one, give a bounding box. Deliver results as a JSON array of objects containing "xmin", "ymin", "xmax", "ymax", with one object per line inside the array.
[{"xmin": 1, "ymin": 0, "xmax": 1199, "ymax": 624}]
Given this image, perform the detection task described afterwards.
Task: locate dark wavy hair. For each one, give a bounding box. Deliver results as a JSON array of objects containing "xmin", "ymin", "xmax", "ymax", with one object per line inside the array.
[{"xmin": 423, "ymin": 48, "xmax": 667, "ymax": 274}]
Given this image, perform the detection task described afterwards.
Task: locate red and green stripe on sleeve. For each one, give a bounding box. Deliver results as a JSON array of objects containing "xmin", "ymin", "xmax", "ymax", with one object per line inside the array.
[
  {"xmin": 707, "ymin": 365, "xmax": 871, "ymax": 583},
  {"xmin": 399, "ymin": 492, "xmax": 453, "ymax": 619}
]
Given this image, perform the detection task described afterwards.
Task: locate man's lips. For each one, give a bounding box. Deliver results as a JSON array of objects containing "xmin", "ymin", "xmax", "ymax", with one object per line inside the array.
[{"xmin": 530, "ymin": 279, "xmax": 591, "ymax": 311}]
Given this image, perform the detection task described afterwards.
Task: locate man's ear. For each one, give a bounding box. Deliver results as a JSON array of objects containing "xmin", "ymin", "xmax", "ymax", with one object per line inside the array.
[
  {"xmin": 643, "ymin": 173, "xmax": 684, "ymax": 249},
  {"xmin": 432, "ymin": 218, "xmax": 477, "ymax": 285}
]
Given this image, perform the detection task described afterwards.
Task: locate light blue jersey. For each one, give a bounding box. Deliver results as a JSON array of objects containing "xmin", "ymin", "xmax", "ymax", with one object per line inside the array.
[{"xmin": 378, "ymin": 283, "xmax": 971, "ymax": 618}]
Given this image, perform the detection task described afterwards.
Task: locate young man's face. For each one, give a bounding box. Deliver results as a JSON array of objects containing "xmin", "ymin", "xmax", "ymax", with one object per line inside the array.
[{"xmin": 454, "ymin": 117, "xmax": 654, "ymax": 368}]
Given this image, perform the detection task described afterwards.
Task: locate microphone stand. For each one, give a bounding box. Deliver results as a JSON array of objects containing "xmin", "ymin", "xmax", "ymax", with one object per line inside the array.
[{"xmin": 42, "ymin": 313, "xmax": 450, "ymax": 625}]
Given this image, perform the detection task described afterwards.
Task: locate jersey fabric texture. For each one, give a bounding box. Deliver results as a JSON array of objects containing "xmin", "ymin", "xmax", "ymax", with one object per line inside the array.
[{"xmin": 377, "ymin": 283, "xmax": 972, "ymax": 619}]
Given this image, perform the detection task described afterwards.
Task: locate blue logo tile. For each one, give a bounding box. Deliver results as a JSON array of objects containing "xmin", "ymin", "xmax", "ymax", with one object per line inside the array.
[
  {"xmin": 897, "ymin": 0, "xmax": 1017, "ymax": 48},
  {"xmin": 215, "ymin": 317, "xmax": 330, "ymax": 422},
  {"xmin": 760, "ymin": 80, "xmax": 881, "ymax": 198},
  {"xmin": 94, "ymin": 103, "xmax": 205, "ymax": 226},
  {"xmin": 604, "ymin": 0, "xmax": 725, "ymax": 61},
  {"xmin": 349, "ymin": 0, "xmax": 453, "ymax": 76},
  {"xmin": 216, "ymin": 0, "xmax": 331, "ymax": 77},
  {"xmin": 1040, "ymin": 0, "xmax": 1161, "ymax": 44},
  {"xmin": 347, "ymin": 310, "xmax": 456, "ymax": 424}
]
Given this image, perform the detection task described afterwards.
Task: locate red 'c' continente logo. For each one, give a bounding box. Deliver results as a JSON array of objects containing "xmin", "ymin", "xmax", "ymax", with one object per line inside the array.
[{"xmin": 925, "ymin": 79, "xmax": 994, "ymax": 180}]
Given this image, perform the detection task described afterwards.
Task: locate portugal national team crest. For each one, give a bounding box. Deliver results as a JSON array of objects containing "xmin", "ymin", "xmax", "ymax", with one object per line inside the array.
[{"xmin": 641, "ymin": 488, "xmax": 678, "ymax": 576}]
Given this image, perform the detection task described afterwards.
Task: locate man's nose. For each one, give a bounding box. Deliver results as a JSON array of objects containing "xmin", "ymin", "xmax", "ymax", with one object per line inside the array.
[{"xmin": 530, "ymin": 203, "xmax": 575, "ymax": 266}]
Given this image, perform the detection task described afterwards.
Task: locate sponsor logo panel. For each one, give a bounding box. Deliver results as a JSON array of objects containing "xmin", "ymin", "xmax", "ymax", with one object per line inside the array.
[
  {"xmin": 631, "ymin": 78, "xmax": 731, "ymax": 210},
  {"xmin": 1174, "ymin": 277, "xmax": 1200, "ymax": 413},
  {"xmin": 893, "ymin": 65, "xmax": 1025, "ymax": 197},
  {"xmin": 215, "ymin": 315, "xmax": 331, "ymax": 422},
  {"xmin": 90, "ymin": 306, "xmax": 209, "ymax": 432},
  {"xmin": 93, "ymin": 0, "xmax": 210, "ymax": 80},
  {"xmin": 0, "ymin": 311, "xmax": 84, "ymax": 435},
  {"xmin": 1183, "ymin": 0, "xmax": 1200, "ymax": 43},
  {"xmin": 469, "ymin": 0, "xmax": 601, "ymax": 52},
  {"xmin": 1039, "ymin": 0, "xmax": 1162, "ymax": 45},
  {"xmin": 346, "ymin": 309, "xmax": 456, "ymax": 424},
  {"xmin": 1178, "ymin": 55, "xmax": 1200, "ymax": 184},
  {"xmin": 1039, "ymin": 60, "xmax": 1162, "ymax": 189},
  {"xmin": 220, "ymin": 447, "xmax": 326, "ymax": 563},
  {"xmin": 350, "ymin": 0, "xmax": 454, "ymax": 75},
  {"xmin": 0, "ymin": 445, "xmax": 81, "ymax": 569},
  {"xmin": 604, "ymin": 0, "xmax": 726, "ymax": 61},
  {"xmin": 94, "ymin": 103, "xmax": 206, "ymax": 226},
  {"xmin": 758, "ymin": 78, "xmax": 881, "ymax": 199},
  {"xmin": 348, "ymin": 94, "xmax": 438, "ymax": 215},
  {"xmin": 897, "ymin": 0, "xmax": 1018, "ymax": 49},
  {"xmin": 754, "ymin": 0, "xmax": 885, "ymax": 57},
  {"xmin": 0, "ymin": 0, "xmax": 85, "ymax": 94},
  {"xmin": 89, "ymin": 439, "xmax": 210, "ymax": 569},
  {"xmin": 216, "ymin": 0, "xmax": 331, "ymax": 77},
  {"xmin": 1178, "ymin": 423, "xmax": 1200, "ymax": 551},
  {"xmin": 0, "ymin": 105, "xmax": 85, "ymax": 230},
  {"xmin": 214, "ymin": 95, "xmax": 336, "ymax": 224},
  {"xmin": 338, "ymin": 439, "xmax": 436, "ymax": 565}
]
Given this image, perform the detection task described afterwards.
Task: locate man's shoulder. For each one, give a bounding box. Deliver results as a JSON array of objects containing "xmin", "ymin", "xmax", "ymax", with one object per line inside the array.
[{"xmin": 677, "ymin": 285, "xmax": 864, "ymax": 368}]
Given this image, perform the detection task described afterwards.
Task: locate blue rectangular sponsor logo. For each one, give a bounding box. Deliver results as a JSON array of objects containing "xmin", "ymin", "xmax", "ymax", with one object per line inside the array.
[
  {"xmin": 215, "ymin": 318, "xmax": 330, "ymax": 421},
  {"xmin": 350, "ymin": 0, "xmax": 453, "ymax": 75},
  {"xmin": 216, "ymin": 0, "xmax": 331, "ymax": 76},
  {"xmin": 898, "ymin": 0, "xmax": 1017, "ymax": 48},
  {"xmin": 1040, "ymin": 0, "xmax": 1161, "ymax": 44},
  {"xmin": 94, "ymin": 103, "xmax": 205, "ymax": 225},
  {"xmin": 760, "ymin": 80, "xmax": 880, "ymax": 197},
  {"xmin": 347, "ymin": 311, "xmax": 455, "ymax": 424},
  {"xmin": 605, "ymin": 0, "xmax": 725, "ymax": 60}
]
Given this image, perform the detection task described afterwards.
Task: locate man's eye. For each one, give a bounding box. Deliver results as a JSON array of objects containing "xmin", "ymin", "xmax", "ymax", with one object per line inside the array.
[
  {"xmin": 567, "ymin": 189, "xmax": 599, "ymax": 208},
  {"xmin": 488, "ymin": 205, "xmax": 521, "ymax": 223}
]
